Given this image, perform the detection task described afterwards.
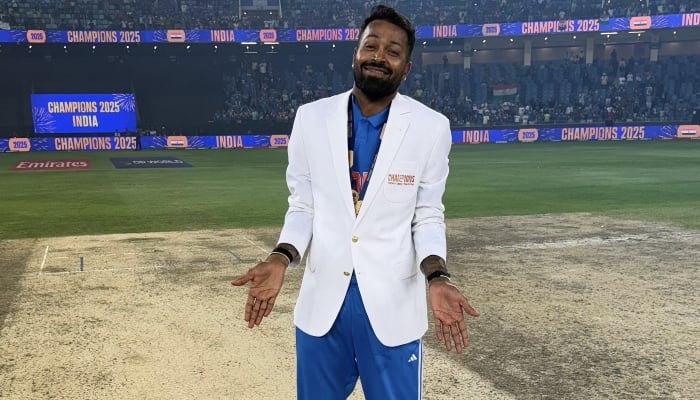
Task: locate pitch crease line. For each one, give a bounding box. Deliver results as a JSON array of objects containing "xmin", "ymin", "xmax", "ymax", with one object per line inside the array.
[
  {"xmin": 243, "ymin": 237, "xmax": 269, "ymax": 254},
  {"xmin": 39, "ymin": 246, "xmax": 49, "ymax": 275}
]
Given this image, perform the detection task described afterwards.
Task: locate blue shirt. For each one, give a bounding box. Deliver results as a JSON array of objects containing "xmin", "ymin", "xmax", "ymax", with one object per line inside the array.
[{"xmin": 350, "ymin": 96, "xmax": 390, "ymax": 195}]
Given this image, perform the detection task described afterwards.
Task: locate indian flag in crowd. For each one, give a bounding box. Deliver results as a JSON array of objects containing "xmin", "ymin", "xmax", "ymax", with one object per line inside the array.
[{"xmin": 493, "ymin": 83, "xmax": 518, "ymax": 96}]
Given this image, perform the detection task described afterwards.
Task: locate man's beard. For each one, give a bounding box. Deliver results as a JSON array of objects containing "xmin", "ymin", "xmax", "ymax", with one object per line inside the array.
[{"xmin": 353, "ymin": 62, "xmax": 402, "ymax": 101}]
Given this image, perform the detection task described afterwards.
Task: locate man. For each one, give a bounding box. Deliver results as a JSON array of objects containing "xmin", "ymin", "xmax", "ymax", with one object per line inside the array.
[{"xmin": 232, "ymin": 5, "xmax": 479, "ymax": 399}]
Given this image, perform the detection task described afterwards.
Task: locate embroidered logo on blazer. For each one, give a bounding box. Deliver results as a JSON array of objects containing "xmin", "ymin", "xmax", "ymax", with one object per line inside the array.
[{"xmin": 387, "ymin": 174, "xmax": 416, "ymax": 185}]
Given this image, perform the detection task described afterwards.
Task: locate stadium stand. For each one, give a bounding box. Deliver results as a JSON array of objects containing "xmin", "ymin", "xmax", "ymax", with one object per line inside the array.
[
  {"xmin": 1, "ymin": 1, "xmax": 696, "ymax": 30},
  {"xmin": 1, "ymin": 1, "xmax": 699, "ymax": 136},
  {"xmin": 213, "ymin": 52, "xmax": 700, "ymax": 128}
]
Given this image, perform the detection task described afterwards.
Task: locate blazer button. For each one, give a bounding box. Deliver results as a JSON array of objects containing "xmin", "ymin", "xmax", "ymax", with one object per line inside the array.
[
  {"xmin": 343, "ymin": 271, "xmax": 351, "ymax": 276},
  {"xmin": 352, "ymin": 235, "xmax": 359, "ymax": 243}
]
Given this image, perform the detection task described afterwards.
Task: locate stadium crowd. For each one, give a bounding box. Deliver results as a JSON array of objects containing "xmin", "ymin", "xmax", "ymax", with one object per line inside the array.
[
  {"xmin": 214, "ymin": 53, "xmax": 700, "ymax": 127},
  {"xmin": 2, "ymin": 0, "xmax": 698, "ymax": 129},
  {"xmin": 1, "ymin": 0, "xmax": 698, "ymax": 30}
]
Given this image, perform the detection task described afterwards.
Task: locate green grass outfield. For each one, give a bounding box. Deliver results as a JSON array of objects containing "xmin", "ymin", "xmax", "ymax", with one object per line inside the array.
[{"xmin": 1, "ymin": 140, "xmax": 698, "ymax": 240}]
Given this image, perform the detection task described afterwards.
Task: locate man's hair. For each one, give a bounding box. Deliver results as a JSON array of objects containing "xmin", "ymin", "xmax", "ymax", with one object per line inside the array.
[{"xmin": 360, "ymin": 5, "xmax": 416, "ymax": 59}]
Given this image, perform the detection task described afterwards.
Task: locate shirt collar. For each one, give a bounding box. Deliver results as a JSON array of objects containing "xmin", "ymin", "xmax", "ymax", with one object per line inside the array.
[{"xmin": 351, "ymin": 95, "xmax": 390, "ymax": 128}]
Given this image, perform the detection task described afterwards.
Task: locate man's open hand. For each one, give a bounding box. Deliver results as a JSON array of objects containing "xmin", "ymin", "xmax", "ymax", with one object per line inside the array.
[
  {"xmin": 231, "ymin": 259, "xmax": 286, "ymax": 328},
  {"xmin": 428, "ymin": 280, "xmax": 480, "ymax": 353}
]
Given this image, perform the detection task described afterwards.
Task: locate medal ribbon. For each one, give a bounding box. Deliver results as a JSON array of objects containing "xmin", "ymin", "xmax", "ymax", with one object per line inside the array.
[{"xmin": 347, "ymin": 95, "xmax": 386, "ymax": 216}]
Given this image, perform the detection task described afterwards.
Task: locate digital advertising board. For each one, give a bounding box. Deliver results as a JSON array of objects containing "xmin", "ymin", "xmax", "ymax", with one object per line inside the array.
[{"xmin": 31, "ymin": 93, "xmax": 137, "ymax": 134}]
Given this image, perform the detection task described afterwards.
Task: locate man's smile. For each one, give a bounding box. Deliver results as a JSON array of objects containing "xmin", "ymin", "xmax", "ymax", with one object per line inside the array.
[{"xmin": 363, "ymin": 64, "xmax": 390, "ymax": 77}]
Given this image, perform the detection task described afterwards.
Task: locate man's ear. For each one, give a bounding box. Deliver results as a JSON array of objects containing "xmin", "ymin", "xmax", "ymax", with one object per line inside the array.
[{"xmin": 403, "ymin": 61, "xmax": 413, "ymax": 80}]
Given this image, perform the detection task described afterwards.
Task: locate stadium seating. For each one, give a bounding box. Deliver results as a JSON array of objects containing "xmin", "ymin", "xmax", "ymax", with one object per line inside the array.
[
  {"xmin": 213, "ymin": 54, "xmax": 700, "ymax": 127},
  {"xmin": 1, "ymin": 0, "xmax": 698, "ymax": 132},
  {"xmin": 1, "ymin": 0, "xmax": 695, "ymax": 30}
]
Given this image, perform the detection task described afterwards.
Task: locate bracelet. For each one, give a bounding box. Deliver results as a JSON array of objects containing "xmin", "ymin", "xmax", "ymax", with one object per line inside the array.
[
  {"xmin": 426, "ymin": 270, "xmax": 451, "ymax": 283},
  {"xmin": 271, "ymin": 246, "xmax": 294, "ymax": 265},
  {"xmin": 269, "ymin": 252, "xmax": 291, "ymax": 266}
]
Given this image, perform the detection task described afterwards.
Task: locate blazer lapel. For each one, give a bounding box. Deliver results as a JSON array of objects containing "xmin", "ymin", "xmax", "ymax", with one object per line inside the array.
[
  {"xmin": 326, "ymin": 90, "xmax": 356, "ymax": 218},
  {"xmin": 354, "ymin": 93, "xmax": 411, "ymax": 224}
]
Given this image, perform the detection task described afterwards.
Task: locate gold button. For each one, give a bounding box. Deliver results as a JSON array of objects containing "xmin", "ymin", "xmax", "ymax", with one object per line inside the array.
[
  {"xmin": 352, "ymin": 236, "xmax": 359, "ymax": 243},
  {"xmin": 344, "ymin": 271, "xmax": 351, "ymax": 276}
]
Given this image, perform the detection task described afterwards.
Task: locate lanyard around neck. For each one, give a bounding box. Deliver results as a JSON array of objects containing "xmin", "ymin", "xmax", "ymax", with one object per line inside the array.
[{"xmin": 347, "ymin": 95, "xmax": 387, "ymax": 216}]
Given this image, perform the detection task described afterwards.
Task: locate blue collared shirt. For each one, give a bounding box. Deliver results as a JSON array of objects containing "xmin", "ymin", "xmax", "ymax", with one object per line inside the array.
[{"xmin": 351, "ymin": 96, "xmax": 390, "ymax": 194}]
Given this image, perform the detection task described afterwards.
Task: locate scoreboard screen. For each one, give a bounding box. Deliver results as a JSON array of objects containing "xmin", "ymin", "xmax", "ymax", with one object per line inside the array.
[{"xmin": 31, "ymin": 93, "xmax": 137, "ymax": 134}]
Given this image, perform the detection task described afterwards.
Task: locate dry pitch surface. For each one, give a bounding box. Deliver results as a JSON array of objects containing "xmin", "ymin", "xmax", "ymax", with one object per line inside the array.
[{"xmin": 1, "ymin": 214, "xmax": 698, "ymax": 399}]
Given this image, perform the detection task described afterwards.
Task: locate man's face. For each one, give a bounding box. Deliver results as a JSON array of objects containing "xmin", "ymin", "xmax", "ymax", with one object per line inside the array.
[{"xmin": 353, "ymin": 19, "xmax": 412, "ymax": 100}]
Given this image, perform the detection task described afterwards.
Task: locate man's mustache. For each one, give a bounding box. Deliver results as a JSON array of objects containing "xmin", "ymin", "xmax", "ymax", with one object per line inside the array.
[{"xmin": 361, "ymin": 62, "xmax": 391, "ymax": 74}]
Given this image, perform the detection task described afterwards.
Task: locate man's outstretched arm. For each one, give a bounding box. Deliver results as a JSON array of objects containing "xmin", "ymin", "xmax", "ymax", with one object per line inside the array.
[{"xmin": 231, "ymin": 244, "xmax": 299, "ymax": 328}]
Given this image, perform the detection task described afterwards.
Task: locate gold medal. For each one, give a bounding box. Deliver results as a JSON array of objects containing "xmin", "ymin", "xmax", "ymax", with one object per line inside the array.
[{"xmin": 354, "ymin": 200, "xmax": 363, "ymax": 216}]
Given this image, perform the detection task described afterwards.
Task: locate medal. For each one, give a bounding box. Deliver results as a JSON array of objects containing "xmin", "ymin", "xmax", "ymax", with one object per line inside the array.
[
  {"xmin": 347, "ymin": 94, "xmax": 387, "ymax": 218},
  {"xmin": 354, "ymin": 200, "xmax": 363, "ymax": 216}
]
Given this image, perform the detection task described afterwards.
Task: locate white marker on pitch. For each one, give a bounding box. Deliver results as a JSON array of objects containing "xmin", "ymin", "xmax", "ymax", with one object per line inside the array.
[
  {"xmin": 228, "ymin": 249, "xmax": 242, "ymax": 263},
  {"xmin": 244, "ymin": 237, "xmax": 268, "ymax": 254},
  {"xmin": 39, "ymin": 246, "xmax": 49, "ymax": 274}
]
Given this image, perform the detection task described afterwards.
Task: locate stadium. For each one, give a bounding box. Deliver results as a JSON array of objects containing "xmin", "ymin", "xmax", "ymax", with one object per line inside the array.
[{"xmin": 1, "ymin": 1, "xmax": 699, "ymax": 399}]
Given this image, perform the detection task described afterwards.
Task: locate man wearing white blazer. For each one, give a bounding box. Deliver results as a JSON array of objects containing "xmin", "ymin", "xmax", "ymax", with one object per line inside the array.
[{"xmin": 233, "ymin": 5, "xmax": 479, "ymax": 399}]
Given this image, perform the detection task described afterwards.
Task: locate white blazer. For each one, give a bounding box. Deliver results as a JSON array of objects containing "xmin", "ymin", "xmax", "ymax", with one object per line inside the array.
[{"xmin": 278, "ymin": 90, "xmax": 451, "ymax": 347}]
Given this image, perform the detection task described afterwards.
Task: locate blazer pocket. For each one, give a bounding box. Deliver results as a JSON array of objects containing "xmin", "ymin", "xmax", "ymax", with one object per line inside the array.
[{"xmin": 383, "ymin": 162, "xmax": 418, "ymax": 203}]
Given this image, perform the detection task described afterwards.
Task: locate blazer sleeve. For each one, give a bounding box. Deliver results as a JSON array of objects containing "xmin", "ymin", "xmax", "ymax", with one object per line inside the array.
[
  {"xmin": 411, "ymin": 114, "xmax": 451, "ymax": 263},
  {"xmin": 277, "ymin": 105, "xmax": 314, "ymax": 267}
]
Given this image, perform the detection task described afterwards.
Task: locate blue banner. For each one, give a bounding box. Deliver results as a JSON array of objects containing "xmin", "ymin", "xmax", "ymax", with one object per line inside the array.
[
  {"xmin": 139, "ymin": 134, "xmax": 288, "ymax": 149},
  {"xmin": 3, "ymin": 13, "xmax": 699, "ymax": 44},
  {"xmin": 450, "ymin": 125, "xmax": 699, "ymax": 144},
  {"xmin": 3, "ymin": 125, "xmax": 698, "ymax": 153},
  {"xmin": 31, "ymin": 94, "xmax": 137, "ymax": 135},
  {"xmin": 0, "ymin": 134, "xmax": 289, "ymax": 152}
]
